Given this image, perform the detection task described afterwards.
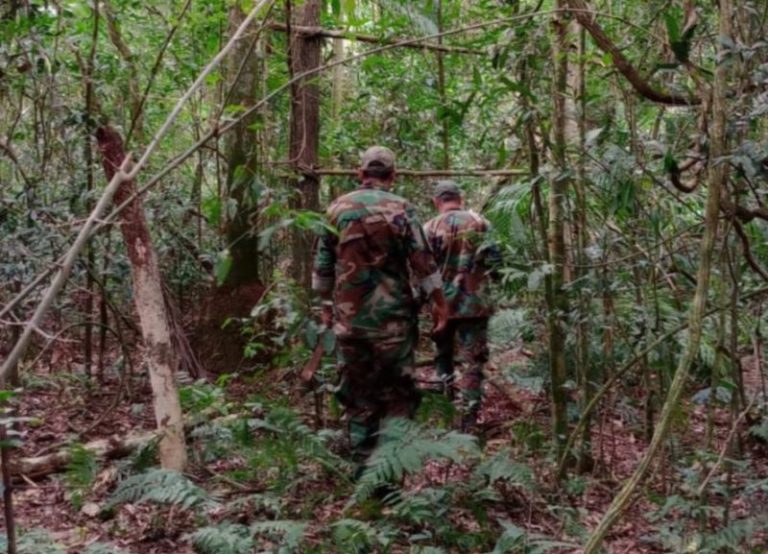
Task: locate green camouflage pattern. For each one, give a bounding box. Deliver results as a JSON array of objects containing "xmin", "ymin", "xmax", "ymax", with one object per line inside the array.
[
  {"xmin": 434, "ymin": 317, "xmax": 488, "ymax": 424},
  {"xmin": 312, "ymin": 185, "xmax": 442, "ymax": 338},
  {"xmin": 424, "ymin": 208, "xmax": 501, "ymax": 319},
  {"xmin": 335, "ymin": 329, "xmax": 420, "ymax": 463}
]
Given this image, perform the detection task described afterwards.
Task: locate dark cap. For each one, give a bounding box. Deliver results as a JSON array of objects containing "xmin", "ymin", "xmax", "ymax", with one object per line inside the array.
[
  {"xmin": 360, "ymin": 146, "xmax": 396, "ymax": 172},
  {"xmin": 433, "ymin": 180, "xmax": 462, "ymax": 198}
]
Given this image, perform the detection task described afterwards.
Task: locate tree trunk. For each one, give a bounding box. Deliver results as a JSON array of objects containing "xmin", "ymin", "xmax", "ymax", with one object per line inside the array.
[
  {"xmin": 549, "ymin": 1, "xmax": 571, "ymax": 460},
  {"xmin": 223, "ymin": 5, "xmax": 262, "ymax": 288},
  {"xmin": 288, "ymin": 0, "xmax": 322, "ymax": 288},
  {"xmin": 95, "ymin": 126, "xmax": 187, "ymax": 472}
]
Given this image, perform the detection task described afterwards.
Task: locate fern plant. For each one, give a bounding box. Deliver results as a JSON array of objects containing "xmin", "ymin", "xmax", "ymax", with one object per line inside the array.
[
  {"xmin": 247, "ymin": 406, "xmax": 351, "ymax": 491},
  {"xmin": 250, "ymin": 519, "xmax": 308, "ymax": 553},
  {"xmin": 65, "ymin": 443, "xmax": 99, "ymax": 509},
  {"xmin": 490, "ymin": 520, "xmax": 577, "ymax": 554},
  {"xmin": 188, "ymin": 523, "xmax": 254, "ymax": 554},
  {"xmin": 0, "ymin": 528, "xmax": 66, "ymax": 554},
  {"xmin": 352, "ymin": 417, "xmax": 479, "ymax": 504},
  {"xmin": 108, "ymin": 468, "xmax": 217, "ymax": 511},
  {"xmin": 332, "ymin": 518, "xmax": 396, "ymax": 553}
]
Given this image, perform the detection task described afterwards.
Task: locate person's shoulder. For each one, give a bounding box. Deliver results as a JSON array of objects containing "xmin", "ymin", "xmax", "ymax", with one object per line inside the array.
[
  {"xmin": 327, "ymin": 189, "xmax": 365, "ymax": 216},
  {"xmin": 461, "ymin": 209, "xmax": 491, "ymax": 229}
]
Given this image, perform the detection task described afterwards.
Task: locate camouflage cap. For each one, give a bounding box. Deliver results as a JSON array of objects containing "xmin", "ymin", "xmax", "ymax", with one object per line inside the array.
[
  {"xmin": 360, "ymin": 146, "xmax": 396, "ymax": 172},
  {"xmin": 433, "ymin": 180, "xmax": 462, "ymax": 198}
]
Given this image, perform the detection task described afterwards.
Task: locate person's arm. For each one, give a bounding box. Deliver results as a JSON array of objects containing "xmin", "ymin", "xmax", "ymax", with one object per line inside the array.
[
  {"xmin": 311, "ymin": 227, "xmax": 337, "ymax": 326},
  {"xmin": 405, "ymin": 206, "xmax": 448, "ymax": 334}
]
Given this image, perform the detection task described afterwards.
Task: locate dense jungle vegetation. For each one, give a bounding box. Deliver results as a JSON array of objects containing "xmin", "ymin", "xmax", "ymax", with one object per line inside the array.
[{"xmin": 2, "ymin": 0, "xmax": 768, "ymax": 552}]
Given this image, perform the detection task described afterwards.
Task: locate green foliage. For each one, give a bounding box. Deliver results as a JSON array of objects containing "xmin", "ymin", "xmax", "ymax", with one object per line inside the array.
[
  {"xmin": 647, "ymin": 456, "xmax": 768, "ymax": 553},
  {"xmin": 250, "ymin": 520, "xmax": 308, "ymax": 553},
  {"xmin": 248, "ymin": 407, "xmax": 351, "ymax": 488},
  {"xmin": 474, "ymin": 449, "xmax": 536, "ymax": 491},
  {"xmin": 353, "ymin": 417, "xmax": 479, "ymax": 503},
  {"xmin": 490, "ymin": 521, "xmax": 577, "ymax": 553},
  {"xmin": 243, "ymin": 271, "xmax": 311, "ymax": 366},
  {"xmin": 65, "ymin": 443, "xmax": 99, "ymax": 509},
  {"xmin": 180, "ymin": 380, "xmax": 230, "ymax": 416},
  {"xmin": 0, "ymin": 528, "xmax": 66, "ymax": 554},
  {"xmin": 332, "ymin": 518, "xmax": 392, "ymax": 552},
  {"xmin": 108, "ymin": 468, "xmax": 217, "ymax": 511},
  {"xmin": 188, "ymin": 523, "xmax": 254, "ymax": 554}
]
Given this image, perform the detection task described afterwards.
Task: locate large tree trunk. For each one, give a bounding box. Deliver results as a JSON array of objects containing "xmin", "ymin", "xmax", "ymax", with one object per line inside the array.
[
  {"xmin": 288, "ymin": 0, "xmax": 322, "ymax": 288},
  {"xmin": 223, "ymin": 5, "xmax": 262, "ymax": 288},
  {"xmin": 95, "ymin": 126, "xmax": 187, "ymax": 472}
]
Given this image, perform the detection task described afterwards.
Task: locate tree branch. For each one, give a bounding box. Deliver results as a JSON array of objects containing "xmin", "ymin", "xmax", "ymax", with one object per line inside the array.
[
  {"xmin": 268, "ymin": 22, "xmax": 483, "ymax": 55},
  {"xmin": 565, "ymin": 0, "xmax": 700, "ymax": 106}
]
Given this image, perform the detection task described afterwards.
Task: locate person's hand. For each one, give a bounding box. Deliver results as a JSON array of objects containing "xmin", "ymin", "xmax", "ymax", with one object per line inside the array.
[{"xmin": 431, "ymin": 292, "xmax": 448, "ymax": 336}]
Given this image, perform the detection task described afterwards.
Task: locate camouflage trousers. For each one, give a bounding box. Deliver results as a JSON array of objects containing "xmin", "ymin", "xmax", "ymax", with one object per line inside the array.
[
  {"xmin": 335, "ymin": 327, "xmax": 420, "ymax": 465},
  {"xmin": 433, "ymin": 317, "xmax": 489, "ymax": 424}
]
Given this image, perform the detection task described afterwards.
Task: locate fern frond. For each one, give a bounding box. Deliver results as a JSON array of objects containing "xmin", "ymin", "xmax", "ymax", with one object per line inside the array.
[
  {"xmin": 474, "ymin": 449, "xmax": 536, "ymax": 490},
  {"xmin": 251, "ymin": 407, "xmax": 351, "ymax": 479},
  {"xmin": 491, "ymin": 520, "xmax": 577, "ymax": 554},
  {"xmin": 701, "ymin": 517, "xmax": 767, "ymax": 552},
  {"xmin": 0, "ymin": 528, "xmax": 66, "ymax": 554},
  {"xmin": 187, "ymin": 523, "xmax": 254, "ymax": 554},
  {"xmin": 226, "ymin": 492, "xmax": 284, "ymax": 517},
  {"xmin": 251, "ymin": 519, "xmax": 307, "ymax": 552},
  {"xmin": 66, "ymin": 443, "xmax": 99, "ymax": 489},
  {"xmin": 392, "ymin": 487, "xmax": 450, "ymax": 525},
  {"xmin": 332, "ymin": 518, "xmax": 381, "ymax": 552},
  {"xmin": 108, "ymin": 468, "xmax": 217, "ymax": 511},
  {"xmin": 353, "ymin": 418, "xmax": 478, "ymax": 503}
]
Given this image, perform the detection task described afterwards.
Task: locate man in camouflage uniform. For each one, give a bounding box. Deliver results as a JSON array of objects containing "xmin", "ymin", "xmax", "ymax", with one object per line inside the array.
[
  {"xmin": 312, "ymin": 146, "xmax": 448, "ymax": 466},
  {"xmin": 424, "ymin": 180, "xmax": 501, "ymax": 430}
]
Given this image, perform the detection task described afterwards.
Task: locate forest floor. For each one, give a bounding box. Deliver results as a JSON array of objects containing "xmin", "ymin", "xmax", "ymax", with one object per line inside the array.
[{"xmin": 2, "ymin": 340, "xmax": 768, "ymax": 553}]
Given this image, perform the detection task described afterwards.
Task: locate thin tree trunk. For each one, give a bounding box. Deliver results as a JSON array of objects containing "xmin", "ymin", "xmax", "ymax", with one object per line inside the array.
[
  {"xmin": 573, "ymin": 25, "xmax": 594, "ymax": 473},
  {"xmin": 83, "ymin": 1, "xmax": 99, "ymax": 379},
  {"xmin": 0, "ymin": 386, "xmax": 17, "ymax": 554},
  {"xmin": 95, "ymin": 126, "xmax": 187, "ymax": 472},
  {"xmin": 288, "ymin": 0, "xmax": 321, "ymax": 288},
  {"xmin": 436, "ymin": 0, "xmax": 450, "ymax": 169},
  {"xmin": 582, "ymin": 0, "xmax": 731, "ymax": 549},
  {"xmin": 549, "ymin": 1, "xmax": 571, "ymax": 459}
]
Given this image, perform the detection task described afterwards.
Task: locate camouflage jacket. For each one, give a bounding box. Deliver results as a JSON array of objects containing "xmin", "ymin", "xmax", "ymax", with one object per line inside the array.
[
  {"xmin": 312, "ymin": 184, "xmax": 442, "ymax": 338},
  {"xmin": 424, "ymin": 208, "xmax": 501, "ymax": 319}
]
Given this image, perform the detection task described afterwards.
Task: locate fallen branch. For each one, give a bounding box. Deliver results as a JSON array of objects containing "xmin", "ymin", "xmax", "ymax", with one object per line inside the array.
[
  {"xmin": 8, "ymin": 430, "xmax": 153, "ymax": 480},
  {"xmin": 4, "ymin": 414, "xmax": 241, "ymax": 480}
]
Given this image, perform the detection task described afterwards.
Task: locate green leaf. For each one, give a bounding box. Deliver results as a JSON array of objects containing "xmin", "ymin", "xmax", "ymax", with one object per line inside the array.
[{"xmin": 215, "ymin": 250, "xmax": 233, "ymax": 286}]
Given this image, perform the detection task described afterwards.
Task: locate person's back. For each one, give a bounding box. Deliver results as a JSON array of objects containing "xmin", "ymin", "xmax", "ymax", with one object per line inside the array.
[
  {"xmin": 312, "ymin": 146, "xmax": 447, "ymax": 470},
  {"xmin": 424, "ymin": 180, "xmax": 500, "ymax": 430},
  {"xmin": 320, "ymin": 186, "xmax": 434, "ymax": 338},
  {"xmin": 424, "ymin": 208, "xmax": 497, "ymax": 319}
]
